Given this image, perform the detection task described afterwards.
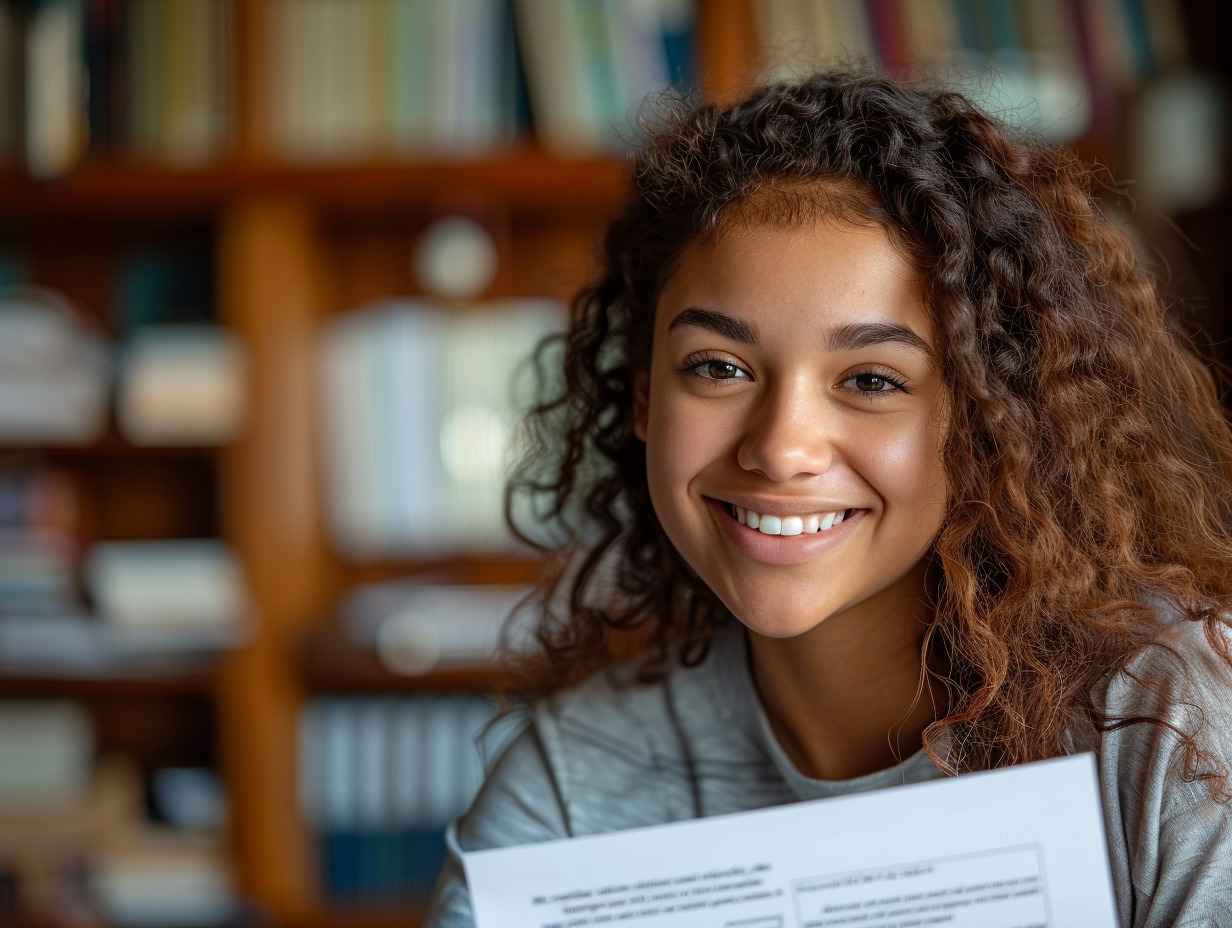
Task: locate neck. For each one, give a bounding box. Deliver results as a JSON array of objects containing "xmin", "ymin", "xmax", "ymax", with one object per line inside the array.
[{"xmin": 747, "ymin": 564, "xmax": 943, "ymax": 781}]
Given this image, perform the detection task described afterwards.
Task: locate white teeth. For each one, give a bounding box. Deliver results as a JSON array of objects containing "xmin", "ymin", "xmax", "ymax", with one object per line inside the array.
[{"xmin": 732, "ymin": 505, "xmax": 851, "ymax": 536}]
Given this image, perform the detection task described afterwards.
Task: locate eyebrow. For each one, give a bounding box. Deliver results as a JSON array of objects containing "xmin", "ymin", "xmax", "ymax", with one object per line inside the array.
[
  {"xmin": 667, "ymin": 307, "xmax": 758, "ymax": 343},
  {"xmin": 828, "ymin": 322, "xmax": 935, "ymax": 360},
  {"xmin": 666, "ymin": 308, "xmax": 934, "ymax": 361}
]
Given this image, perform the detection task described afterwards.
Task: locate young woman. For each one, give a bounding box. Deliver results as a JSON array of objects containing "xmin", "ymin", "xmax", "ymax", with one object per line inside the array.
[{"xmin": 425, "ymin": 69, "xmax": 1232, "ymax": 927}]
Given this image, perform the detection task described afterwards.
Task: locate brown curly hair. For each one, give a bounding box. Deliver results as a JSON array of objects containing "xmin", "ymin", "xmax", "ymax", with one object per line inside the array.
[{"xmin": 505, "ymin": 68, "xmax": 1232, "ymax": 784}]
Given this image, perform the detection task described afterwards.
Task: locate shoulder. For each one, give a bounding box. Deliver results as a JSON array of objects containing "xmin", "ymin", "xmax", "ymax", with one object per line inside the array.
[
  {"xmin": 530, "ymin": 634, "xmax": 737, "ymax": 833},
  {"xmin": 1100, "ymin": 616, "xmax": 1232, "ymax": 739},
  {"xmin": 1097, "ymin": 617, "xmax": 1232, "ymax": 927},
  {"xmin": 458, "ymin": 625, "xmax": 744, "ymax": 846},
  {"xmin": 1098, "ymin": 615, "xmax": 1232, "ymax": 796}
]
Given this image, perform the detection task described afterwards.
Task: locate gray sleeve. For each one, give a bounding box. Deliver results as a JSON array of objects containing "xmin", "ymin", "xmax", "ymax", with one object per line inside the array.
[
  {"xmin": 1099, "ymin": 624, "xmax": 1232, "ymax": 928},
  {"xmin": 422, "ymin": 722, "xmax": 570, "ymax": 928}
]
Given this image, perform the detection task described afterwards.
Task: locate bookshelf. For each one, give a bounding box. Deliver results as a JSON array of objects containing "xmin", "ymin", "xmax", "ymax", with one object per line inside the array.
[{"xmin": 0, "ymin": 1, "xmax": 1226, "ymax": 926}]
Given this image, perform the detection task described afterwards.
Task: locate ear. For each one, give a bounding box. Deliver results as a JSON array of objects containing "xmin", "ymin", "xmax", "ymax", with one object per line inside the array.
[{"xmin": 632, "ymin": 370, "xmax": 650, "ymax": 442}]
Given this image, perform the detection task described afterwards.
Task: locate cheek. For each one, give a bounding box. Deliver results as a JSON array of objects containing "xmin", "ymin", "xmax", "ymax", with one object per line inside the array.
[
  {"xmin": 646, "ymin": 399, "xmax": 701, "ymax": 494},
  {"xmin": 865, "ymin": 417, "xmax": 948, "ymax": 513},
  {"xmin": 644, "ymin": 387, "xmax": 729, "ymax": 522}
]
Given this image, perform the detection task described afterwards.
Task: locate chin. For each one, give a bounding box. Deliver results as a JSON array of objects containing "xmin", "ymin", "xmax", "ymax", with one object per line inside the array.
[{"xmin": 720, "ymin": 596, "xmax": 835, "ymax": 641}]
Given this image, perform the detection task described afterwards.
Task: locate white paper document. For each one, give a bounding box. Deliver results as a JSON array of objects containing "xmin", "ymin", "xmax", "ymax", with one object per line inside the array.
[{"xmin": 464, "ymin": 753, "xmax": 1117, "ymax": 928}]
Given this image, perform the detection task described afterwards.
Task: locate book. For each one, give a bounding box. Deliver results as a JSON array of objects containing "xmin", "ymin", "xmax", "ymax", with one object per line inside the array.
[
  {"xmin": 116, "ymin": 325, "xmax": 246, "ymax": 447},
  {"xmin": 0, "ymin": 0, "xmax": 23, "ymax": 162},
  {"xmin": 83, "ymin": 539, "xmax": 252, "ymax": 651},
  {"xmin": 317, "ymin": 297, "xmax": 566, "ymax": 560},
  {"xmin": 0, "ymin": 701, "xmax": 93, "ymax": 806},
  {"xmin": 339, "ymin": 578, "xmax": 536, "ymax": 675},
  {"xmin": 299, "ymin": 694, "xmax": 499, "ymax": 902},
  {"xmin": 24, "ymin": 0, "xmax": 87, "ymax": 177},
  {"xmin": 0, "ymin": 288, "xmax": 110, "ymax": 444}
]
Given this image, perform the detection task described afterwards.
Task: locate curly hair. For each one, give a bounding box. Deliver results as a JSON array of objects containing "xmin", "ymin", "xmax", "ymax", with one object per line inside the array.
[{"xmin": 505, "ymin": 69, "xmax": 1232, "ymax": 784}]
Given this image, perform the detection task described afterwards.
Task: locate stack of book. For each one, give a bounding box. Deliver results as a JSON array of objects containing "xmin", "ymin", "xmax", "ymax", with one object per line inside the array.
[
  {"xmin": 0, "ymin": 464, "xmax": 79, "ymax": 619},
  {"xmin": 0, "ymin": 533, "xmax": 251, "ymax": 677},
  {"xmin": 0, "ymin": 288, "xmax": 111, "ymax": 444}
]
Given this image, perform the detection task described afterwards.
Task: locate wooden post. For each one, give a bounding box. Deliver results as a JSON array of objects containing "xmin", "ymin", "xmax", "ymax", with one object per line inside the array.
[{"xmin": 216, "ymin": 196, "xmax": 340, "ymax": 921}]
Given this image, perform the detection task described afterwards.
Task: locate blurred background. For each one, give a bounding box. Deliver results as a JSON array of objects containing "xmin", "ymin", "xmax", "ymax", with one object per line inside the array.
[{"xmin": 0, "ymin": 1, "xmax": 1227, "ymax": 926}]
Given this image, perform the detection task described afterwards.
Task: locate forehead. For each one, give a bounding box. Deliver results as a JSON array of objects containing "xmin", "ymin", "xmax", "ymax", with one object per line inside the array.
[{"xmin": 658, "ymin": 218, "xmax": 932, "ymax": 342}]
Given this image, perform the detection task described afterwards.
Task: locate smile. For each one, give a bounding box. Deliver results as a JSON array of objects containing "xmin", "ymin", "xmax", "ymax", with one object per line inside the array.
[{"xmin": 726, "ymin": 503, "xmax": 854, "ymax": 536}]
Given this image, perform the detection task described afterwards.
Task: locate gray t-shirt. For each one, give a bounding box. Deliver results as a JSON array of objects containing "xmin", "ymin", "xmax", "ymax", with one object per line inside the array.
[{"xmin": 425, "ymin": 618, "xmax": 1232, "ymax": 927}]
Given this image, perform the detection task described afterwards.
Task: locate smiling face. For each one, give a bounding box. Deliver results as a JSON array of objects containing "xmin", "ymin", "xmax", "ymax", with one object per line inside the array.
[{"xmin": 634, "ymin": 218, "xmax": 948, "ymax": 643}]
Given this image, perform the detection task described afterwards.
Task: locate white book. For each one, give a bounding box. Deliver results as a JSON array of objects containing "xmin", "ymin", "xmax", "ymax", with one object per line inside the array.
[
  {"xmin": 116, "ymin": 325, "xmax": 247, "ymax": 446},
  {"xmin": 380, "ymin": 301, "xmax": 447, "ymax": 554},
  {"xmin": 84, "ymin": 539, "xmax": 250, "ymax": 642},
  {"xmin": 24, "ymin": 0, "xmax": 86, "ymax": 177},
  {"xmin": 319, "ymin": 309, "xmax": 386, "ymax": 559}
]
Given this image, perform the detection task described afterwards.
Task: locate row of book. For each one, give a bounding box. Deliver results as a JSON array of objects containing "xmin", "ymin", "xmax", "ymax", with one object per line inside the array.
[
  {"xmin": 0, "ymin": 0, "xmax": 696, "ymax": 173},
  {"xmin": 751, "ymin": 0, "xmax": 1191, "ymax": 145},
  {"xmin": 267, "ymin": 0, "xmax": 696, "ymax": 160},
  {"xmin": 298, "ymin": 695, "xmax": 505, "ymax": 902},
  {"xmin": 317, "ymin": 297, "xmax": 566, "ymax": 561},
  {"xmin": 0, "ymin": 0, "xmax": 234, "ymax": 177}
]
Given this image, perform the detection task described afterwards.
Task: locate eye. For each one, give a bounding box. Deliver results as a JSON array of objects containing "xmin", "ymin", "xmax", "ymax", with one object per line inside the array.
[
  {"xmin": 841, "ymin": 369, "xmax": 908, "ymax": 395},
  {"xmin": 680, "ymin": 354, "xmax": 751, "ymax": 382}
]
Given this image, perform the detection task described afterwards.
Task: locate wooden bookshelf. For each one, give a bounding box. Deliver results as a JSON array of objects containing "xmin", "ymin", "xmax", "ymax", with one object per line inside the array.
[
  {"xmin": 1, "ymin": 2, "xmax": 1226, "ymax": 927},
  {"xmin": 0, "ymin": 152, "xmax": 627, "ymax": 221},
  {"xmin": 0, "ymin": 667, "xmax": 218, "ymax": 698}
]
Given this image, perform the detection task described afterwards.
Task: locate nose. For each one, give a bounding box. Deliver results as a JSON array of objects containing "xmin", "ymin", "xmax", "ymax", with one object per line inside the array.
[{"xmin": 736, "ymin": 378, "xmax": 836, "ymax": 481}]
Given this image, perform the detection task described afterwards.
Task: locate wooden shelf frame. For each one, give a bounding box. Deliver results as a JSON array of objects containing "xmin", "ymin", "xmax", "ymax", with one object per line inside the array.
[{"xmin": 0, "ymin": 151, "xmax": 629, "ymax": 222}]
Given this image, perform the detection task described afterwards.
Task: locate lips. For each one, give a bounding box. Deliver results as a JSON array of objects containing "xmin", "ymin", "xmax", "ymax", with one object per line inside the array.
[{"xmin": 725, "ymin": 502, "xmax": 855, "ymax": 536}]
